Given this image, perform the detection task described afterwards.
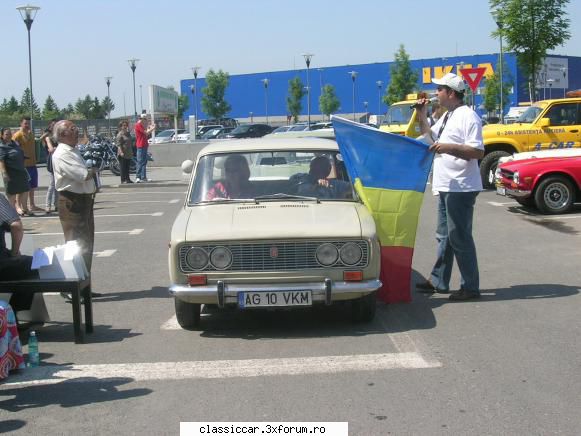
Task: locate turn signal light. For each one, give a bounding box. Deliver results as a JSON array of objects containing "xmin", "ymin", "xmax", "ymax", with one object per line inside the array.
[
  {"xmin": 188, "ymin": 275, "xmax": 207, "ymax": 286},
  {"xmin": 343, "ymin": 271, "xmax": 363, "ymax": 282}
]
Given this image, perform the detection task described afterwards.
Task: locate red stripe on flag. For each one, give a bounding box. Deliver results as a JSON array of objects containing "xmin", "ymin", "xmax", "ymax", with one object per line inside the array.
[{"xmin": 377, "ymin": 246, "xmax": 414, "ymax": 303}]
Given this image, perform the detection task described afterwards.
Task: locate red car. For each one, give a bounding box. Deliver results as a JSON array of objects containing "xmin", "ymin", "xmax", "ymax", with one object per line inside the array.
[{"xmin": 496, "ymin": 156, "xmax": 581, "ymax": 214}]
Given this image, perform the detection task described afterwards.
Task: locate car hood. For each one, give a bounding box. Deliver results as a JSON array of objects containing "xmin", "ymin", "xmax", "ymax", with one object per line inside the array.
[
  {"xmin": 183, "ymin": 201, "xmax": 364, "ymax": 241},
  {"xmin": 500, "ymin": 156, "xmax": 581, "ymax": 171}
]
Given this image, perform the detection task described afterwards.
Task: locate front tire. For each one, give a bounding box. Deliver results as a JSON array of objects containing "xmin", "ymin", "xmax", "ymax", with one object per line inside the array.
[
  {"xmin": 480, "ymin": 151, "xmax": 511, "ymax": 189},
  {"xmin": 174, "ymin": 298, "xmax": 201, "ymax": 330},
  {"xmin": 110, "ymin": 158, "xmax": 121, "ymax": 176},
  {"xmin": 534, "ymin": 176, "xmax": 575, "ymax": 214},
  {"xmin": 351, "ymin": 291, "xmax": 377, "ymax": 323}
]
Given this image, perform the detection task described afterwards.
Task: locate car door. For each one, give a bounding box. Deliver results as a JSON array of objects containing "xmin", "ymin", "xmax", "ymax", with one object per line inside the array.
[{"xmin": 532, "ymin": 103, "xmax": 581, "ymax": 150}]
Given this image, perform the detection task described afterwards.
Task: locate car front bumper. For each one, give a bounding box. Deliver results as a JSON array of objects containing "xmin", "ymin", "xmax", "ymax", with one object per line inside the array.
[
  {"xmin": 497, "ymin": 185, "xmax": 532, "ymax": 198},
  {"xmin": 169, "ymin": 279, "xmax": 382, "ymax": 306}
]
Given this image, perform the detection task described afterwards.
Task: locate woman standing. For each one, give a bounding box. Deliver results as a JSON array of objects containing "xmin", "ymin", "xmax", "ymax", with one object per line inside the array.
[
  {"xmin": 115, "ymin": 120, "xmax": 134, "ymax": 184},
  {"xmin": 0, "ymin": 127, "xmax": 31, "ymax": 215},
  {"xmin": 39, "ymin": 119, "xmax": 59, "ymax": 213}
]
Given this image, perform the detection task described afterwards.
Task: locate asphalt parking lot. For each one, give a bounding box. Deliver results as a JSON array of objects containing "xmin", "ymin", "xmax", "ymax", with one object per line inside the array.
[{"xmin": 2, "ymin": 171, "xmax": 580, "ymax": 435}]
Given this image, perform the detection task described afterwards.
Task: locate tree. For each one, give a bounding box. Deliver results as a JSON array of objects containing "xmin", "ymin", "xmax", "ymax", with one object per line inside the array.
[
  {"xmin": 0, "ymin": 97, "xmax": 20, "ymax": 116},
  {"xmin": 287, "ymin": 77, "xmax": 305, "ymax": 123},
  {"xmin": 490, "ymin": 0, "xmax": 571, "ymax": 101},
  {"xmin": 201, "ymin": 69, "xmax": 231, "ymax": 119},
  {"xmin": 61, "ymin": 104, "xmax": 75, "ymax": 119},
  {"xmin": 384, "ymin": 44, "xmax": 418, "ymax": 105},
  {"xmin": 319, "ymin": 84, "xmax": 341, "ymax": 120},
  {"xmin": 101, "ymin": 96, "xmax": 115, "ymax": 117},
  {"xmin": 19, "ymin": 87, "xmax": 41, "ymax": 118},
  {"xmin": 89, "ymin": 97, "xmax": 104, "ymax": 119},
  {"xmin": 483, "ymin": 70, "xmax": 512, "ymax": 119},
  {"xmin": 74, "ymin": 95, "xmax": 94, "ymax": 119},
  {"xmin": 42, "ymin": 95, "xmax": 60, "ymax": 120},
  {"xmin": 177, "ymin": 94, "xmax": 189, "ymax": 119}
]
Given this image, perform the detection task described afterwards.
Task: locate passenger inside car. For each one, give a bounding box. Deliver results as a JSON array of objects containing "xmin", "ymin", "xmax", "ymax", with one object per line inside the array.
[
  {"xmin": 205, "ymin": 155, "xmax": 254, "ymax": 200},
  {"xmin": 289, "ymin": 156, "xmax": 352, "ymax": 199}
]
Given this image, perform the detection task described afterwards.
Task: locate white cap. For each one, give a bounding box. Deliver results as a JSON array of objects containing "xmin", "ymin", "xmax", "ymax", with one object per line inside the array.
[
  {"xmin": 139, "ymin": 113, "xmax": 148, "ymax": 119},
  {"xmin": 432, "ymin": 73, "xmax": 466, "ymax": 92}
]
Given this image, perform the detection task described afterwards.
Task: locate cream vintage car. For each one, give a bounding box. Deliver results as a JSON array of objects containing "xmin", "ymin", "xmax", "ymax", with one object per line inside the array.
[{"xmin": 168, "ymin": 137, "xmax": 381, "ymax": 329}]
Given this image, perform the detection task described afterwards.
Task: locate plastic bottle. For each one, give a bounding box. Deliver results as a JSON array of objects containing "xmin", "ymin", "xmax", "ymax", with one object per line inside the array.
[{"xmin": 28, "ymin": 331, "xmax": 40, "ymax": 367}]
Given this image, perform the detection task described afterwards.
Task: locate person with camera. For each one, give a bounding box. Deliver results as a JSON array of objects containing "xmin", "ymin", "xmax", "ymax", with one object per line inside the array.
[{"xmin": 415, "ymin": 73, "xmax": 484, "ymax": 301}]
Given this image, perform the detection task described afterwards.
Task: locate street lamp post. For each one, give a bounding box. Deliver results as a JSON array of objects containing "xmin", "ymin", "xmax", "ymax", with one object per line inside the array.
[
  {"xmin": 16, "ymin": 4, "xmax": 40, "ymax": 128},
  {"xmin": 547, "ymin": 79, "xmax": 554, "ymax": 99},
  {"xmin": 191, "ymin": 66, "xmax": 200, "ymax": 140},
  {"xmin": 302, "ymin": 53, "xmax": 314, "ymax": 129},
  {"xmin": 491, "ymin": 9, "xmax": 505, "ymax": 123},
  {"xmin": 261, "ymin": 78, "xmax": 269, "ymax": 125},
  {"xmin": 105, "ymin": 76, "xmax": 112, "ymax": 138},
  {"xmin": 349, "ymin": 71, "xmax": 358, "ymax": 121},
  {"xmin": 363, "ymin": 101, "xmax": 368, "ymax": 123},
  {"xmin": 127, "ymin": 58, "xmax": 139, "ymax": 119},
  {"xmin": 561, "ymin": 67, "xmax": 567, "ymax": 97},
  {"xmin": 376, "ymin": 80, "xmax": 383, "ymax": 119}
]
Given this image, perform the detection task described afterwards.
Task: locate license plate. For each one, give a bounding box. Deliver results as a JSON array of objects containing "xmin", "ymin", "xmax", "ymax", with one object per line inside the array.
[
  {"xmin": 496, "ymin": 186, "xmax": 506, "ymax": 196},
  {"xmin": 239, "ymin": 290, "xmax": 312, "ymax": 308}
]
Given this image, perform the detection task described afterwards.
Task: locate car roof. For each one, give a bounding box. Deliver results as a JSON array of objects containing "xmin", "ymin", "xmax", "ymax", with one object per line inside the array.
[{"xmin": 198, "ymin": 137, "xmax": 339, "ymax": 157}]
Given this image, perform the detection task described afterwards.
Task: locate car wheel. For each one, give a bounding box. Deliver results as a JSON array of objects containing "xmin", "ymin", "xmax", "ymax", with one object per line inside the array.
[
  {"xmin": 480, "ymin": 151, "xmax": 511, "ymax": 189},
  {"xmin": 174, "ymin": 298, "xmax": 201, "ymax": 330},
  {"xmin": 534, "ymin": 176, "xmax": 575, "ymax": 214},
  {"xmin": 515, "ymin": 197, "xmax": 535, "ymax": 207},
  {"xmin": 351, "ymin": 291, "xmax": 377, "ymax": 323}
]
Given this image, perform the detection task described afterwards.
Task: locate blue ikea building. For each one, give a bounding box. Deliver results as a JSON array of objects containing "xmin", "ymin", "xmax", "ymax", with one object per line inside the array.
[{"xmin": 180, "ymin": 53, "xmax": 581, "ymax": 122}]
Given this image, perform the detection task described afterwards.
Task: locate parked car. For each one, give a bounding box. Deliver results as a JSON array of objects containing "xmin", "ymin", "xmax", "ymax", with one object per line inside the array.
[
  {"xmin": 220, "ymin": 124, "xmax": 273, "ymax": 139},
  {"xmin": 271, "ymin": 125, "xmax": 293, "ymax": 134},
  {"xmin": 496, "ymin": 155, "xmax": 581, "ymax": 214},
  {"xmin": 168, "ymin": 137, "xmax": 382, "ymax": 329},
  {"xmin": 201, "ymin": 126, "xmax": 234, "ymax": 140},
  {"xmin": 149, "ymin": 129, "xmax": 185, "ymax": 145}
]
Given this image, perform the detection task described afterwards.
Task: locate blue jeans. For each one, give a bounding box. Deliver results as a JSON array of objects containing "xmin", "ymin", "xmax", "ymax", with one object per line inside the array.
[
  {"xmin": 136, "ymin": 147, "xmax": 148, "ymax": 180},
  {"xmin": 430, "ymin": 191, "xmax": 480, "ymax": 292}
]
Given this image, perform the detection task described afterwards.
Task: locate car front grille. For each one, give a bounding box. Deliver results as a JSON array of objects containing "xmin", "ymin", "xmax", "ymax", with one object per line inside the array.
[
  {"xmin": 179, "ymin": 240, "xmax": 369, "ymax": 272},
  {"xmin": 499, "ymin": 168, "xmax": 514, "ymax": 181}
]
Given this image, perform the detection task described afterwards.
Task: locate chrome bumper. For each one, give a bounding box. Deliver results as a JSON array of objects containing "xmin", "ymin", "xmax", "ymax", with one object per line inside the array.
[
  {"xmin": 505, "ymin": 188, "xmax": 532, "ymax": 198},
  {"xmin": 169, "ymin": 279, "xmax": 382, "ymax": 306}
]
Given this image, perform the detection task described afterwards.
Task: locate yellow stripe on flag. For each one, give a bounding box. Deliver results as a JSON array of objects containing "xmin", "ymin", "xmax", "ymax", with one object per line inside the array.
[{"xmin": 354, "ymin": 179, "xmax": 424, "ymax": 248}]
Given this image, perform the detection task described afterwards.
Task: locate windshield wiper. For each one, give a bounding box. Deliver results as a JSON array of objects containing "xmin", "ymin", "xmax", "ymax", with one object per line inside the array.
[{"xmin": 254, "ymin": 193, "xmax": 321, "ymax": 203}]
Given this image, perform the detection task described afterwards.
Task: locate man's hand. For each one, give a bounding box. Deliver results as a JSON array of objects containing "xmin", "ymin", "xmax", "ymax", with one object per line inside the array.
[{"xmin": 317, "ymin": 179, "xmax": 330, "ymax": 188}]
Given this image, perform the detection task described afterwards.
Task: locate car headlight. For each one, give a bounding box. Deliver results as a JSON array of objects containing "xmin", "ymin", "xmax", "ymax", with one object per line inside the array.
[
  {"xmin": 316, "ymin": 243, "xmax": 339, "ymax": 266},
  {"xmin": 494, "ymin": 167, "xmax": 501, "ymax": 181},
  {"xmin": 513, "ymin": 171, "xmax": 519, "ymax": 185},
  {"xmin": 210, "ymin": 246, "xmax": 232, "ymax": 270},
  {"xmin": 186, "ymin": 247, "xmax": 209, "ymax": 270},
  {"xmin": 340, "ymin": 242, "xmax": 363, "ymax": 265}
]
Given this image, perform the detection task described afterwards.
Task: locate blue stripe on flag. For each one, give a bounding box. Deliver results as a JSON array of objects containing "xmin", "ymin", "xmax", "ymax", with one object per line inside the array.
[{"xmin": 332, "ymin": 116, "xmax": 433, "ymax": 193}]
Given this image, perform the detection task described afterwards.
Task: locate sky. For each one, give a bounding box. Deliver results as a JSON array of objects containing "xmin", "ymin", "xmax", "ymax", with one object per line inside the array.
[{"xmin": 3, "ymin": 0, "xmax": 581, "ymax": 118}]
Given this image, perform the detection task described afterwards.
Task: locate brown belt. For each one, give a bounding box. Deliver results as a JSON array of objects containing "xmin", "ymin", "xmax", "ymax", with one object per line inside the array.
[{"xmin": 59, "ymin": 190, "xmax": 95, "ymax": 199}]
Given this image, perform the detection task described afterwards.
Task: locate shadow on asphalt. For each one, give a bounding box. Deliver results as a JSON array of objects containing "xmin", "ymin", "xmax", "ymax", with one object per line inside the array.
[
  {"xmin": 0, "ymin": 376, "xmax": 151, "ymax": 414},
  {"xmin": 91, "ymin": 286, "xmax": 169, "ymax": 302},
  {"xmin": 24, "ymin": 322, "xmax": 141, "ymax": 344},
  {"xmin": 0, "ymin": 420, "xmax": 26, "ymax": 433}
]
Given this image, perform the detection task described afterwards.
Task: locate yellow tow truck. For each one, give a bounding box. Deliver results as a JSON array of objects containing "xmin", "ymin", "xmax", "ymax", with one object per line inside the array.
[{"xmin": 379, "ymin": 93, "xmax": 437, "ymax": 137}]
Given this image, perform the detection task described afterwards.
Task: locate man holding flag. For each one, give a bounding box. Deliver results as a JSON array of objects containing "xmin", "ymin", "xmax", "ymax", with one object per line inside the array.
[{"xmin": 415, "ymin": 73, "xmax": 484, "ymax": 301}]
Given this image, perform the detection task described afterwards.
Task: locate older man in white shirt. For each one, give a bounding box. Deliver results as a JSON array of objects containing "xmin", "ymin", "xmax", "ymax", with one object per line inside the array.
[{"xmin": 52, "ymin": 120, "xmax": 97, "ymax": 273}]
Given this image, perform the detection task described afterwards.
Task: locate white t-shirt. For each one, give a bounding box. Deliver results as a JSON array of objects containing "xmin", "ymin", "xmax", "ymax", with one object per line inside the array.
[{"xmin": 430, "ymin": 105, "xmax": 483, "ymax": 192}]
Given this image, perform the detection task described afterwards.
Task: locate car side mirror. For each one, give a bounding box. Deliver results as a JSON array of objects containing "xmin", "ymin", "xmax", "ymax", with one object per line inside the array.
[
  {"xmin": 538, "ymin": 118, "xmax": 551, "ymax": 128},
  {"xmin": 181, "ymin": 159, "xmax": 194, "ymax": 174}
]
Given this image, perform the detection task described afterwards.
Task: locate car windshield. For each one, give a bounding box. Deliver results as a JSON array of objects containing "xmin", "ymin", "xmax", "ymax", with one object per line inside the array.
[
  {"xmin": 157, "ymin": 130, "xmax": 175, "ymax": 137},
  {"xmin": 383, "ymin": 103, "xmax": 413, "ymax": 125},
  {"xmin": 230, "ymin": 125, "xmax": 251, "ymax": 134},
  {"xmin": 189, "ymin": 150, "xmax": 355, "ymax": 204},
  {"xmin": 517, "ymin": 106, "xmax": 543, "ymax": 123}
]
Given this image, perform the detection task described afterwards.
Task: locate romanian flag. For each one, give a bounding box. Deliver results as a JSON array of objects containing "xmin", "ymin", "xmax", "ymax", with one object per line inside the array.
[{"xmin": 332, "ymin": 116, "xmax": 433, "ymax": 303}]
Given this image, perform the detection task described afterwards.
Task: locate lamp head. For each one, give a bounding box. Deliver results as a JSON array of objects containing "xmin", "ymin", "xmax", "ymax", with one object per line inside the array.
[
  {"xmin": 127, "ymin": 59, "xmax": 139, "ymax": 71},
  {"xmin": 192, "ymin": 66, "xmax": 201, "ymax": 78},
  {"xmin": 17, "ymin": 4, "xmax": 40, "ymax": 25},
  {"xmin": 302, "ymin": 53, "xmax": 314, "ymax": 68}
]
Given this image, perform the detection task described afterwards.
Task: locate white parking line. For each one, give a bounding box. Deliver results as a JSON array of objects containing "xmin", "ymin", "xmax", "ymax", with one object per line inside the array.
[
  {"xmin": 169, "ymin": 199, "xmax": 180, "ymax": 204},
  {"xmin": 33, "ymin": 229, "xmax": 144, "ymax": 236},
  {"xmin": 115, "ymin": 200, "xmax": 178, "ymax": 204},
  {"xmin": 488, "ymin": 201, "xmax": 519, "ymax": 207},
  {"xmin": 29, "ymin": 212, "xmax": 164, "ymax": 219},
  {"xmin": 4, "ymin": 352, "xmax": 442, "ymax": 387},
  {"xmin": 94, "ymin": 249, "xmax": 117, "ymax": 257}
]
